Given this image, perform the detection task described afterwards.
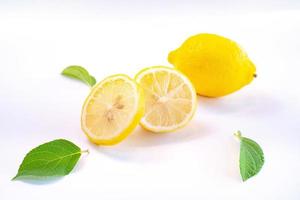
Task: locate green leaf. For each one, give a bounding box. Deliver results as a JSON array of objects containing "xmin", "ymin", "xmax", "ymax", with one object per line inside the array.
[
  {"xmin": 235, "ymin": 131, "xmax": 265, "ymax": 181},
  {"xmin": 61, "ymin": 65, "xmax": 96, "ymax": 87},
  {"xmin": 12, "ymin": 139, "xmax": 88, "ymax": 180}
]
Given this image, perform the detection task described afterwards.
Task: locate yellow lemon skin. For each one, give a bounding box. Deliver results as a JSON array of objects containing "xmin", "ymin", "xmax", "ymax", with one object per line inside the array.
[{"xmin": 168, "ymin": 33, "xmax": 256, "ymax": 97}]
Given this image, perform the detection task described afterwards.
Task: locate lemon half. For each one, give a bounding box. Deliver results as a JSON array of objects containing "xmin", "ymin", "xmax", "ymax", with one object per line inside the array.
[
  {"xmin": 81, "ymin": 74, "xmax": 144, "ymax": 145},
  {"xmin": 135, "ymin": 66, "xmax": 197, "ymax": 133}
]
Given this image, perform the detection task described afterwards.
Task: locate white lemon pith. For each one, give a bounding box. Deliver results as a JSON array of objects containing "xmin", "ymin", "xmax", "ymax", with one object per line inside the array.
[
  {"xmin": 81, "ymin": 74, "xmax": 144, "ymax": 145},
  {"xmin": 135, "ymin": 67, "xmax": 197, "ymax": 133}
]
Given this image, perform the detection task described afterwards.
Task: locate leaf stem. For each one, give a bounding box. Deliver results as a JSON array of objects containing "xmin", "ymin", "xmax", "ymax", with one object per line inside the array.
[
  {"xmin": 234, "ymin": 130, "xmax": 242, "ymax": 140},
  {"xmin": 81, "ymin": 149, "xmax": 89, "ymax": 154}
]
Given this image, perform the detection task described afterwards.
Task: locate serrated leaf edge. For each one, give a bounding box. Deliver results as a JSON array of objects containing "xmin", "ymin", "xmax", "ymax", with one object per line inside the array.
[
  {"xmin": 12, "ymin": 139, "xmax": 88, "ymax": 181},
  {"xmin": 239, "ymin": 136, "xmax": 265, "ymax": 182}
]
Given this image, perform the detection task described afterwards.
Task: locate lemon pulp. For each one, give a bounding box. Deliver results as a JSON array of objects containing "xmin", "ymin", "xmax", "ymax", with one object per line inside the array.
[
  {"xmin": 81, "ymin": 74, "xmax": 144, "ymax": 145},
  {"xmin": 135, "ymin": 66, "xmax": 197, "ymax": 133}
]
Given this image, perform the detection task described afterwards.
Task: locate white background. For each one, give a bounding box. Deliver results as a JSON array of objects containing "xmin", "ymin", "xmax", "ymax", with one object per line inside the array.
[{"xmin": 0, "ymin": 1, "xmax": 300, "ymax": 199}]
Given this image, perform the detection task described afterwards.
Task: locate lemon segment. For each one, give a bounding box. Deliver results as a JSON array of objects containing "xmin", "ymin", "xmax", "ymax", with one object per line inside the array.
[
  {"xmin": 81, "ymin": 74, "xmax": 144, "ymax": 145},
  {"xmin": 135, "ymin": 66, "xmax": 197, "ymax": 133}
]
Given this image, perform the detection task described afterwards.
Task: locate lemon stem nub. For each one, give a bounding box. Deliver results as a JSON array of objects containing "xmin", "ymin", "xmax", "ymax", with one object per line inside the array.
[{"xmin": 253, "ymin": 74, "xmax": 257, "ymax": 78}]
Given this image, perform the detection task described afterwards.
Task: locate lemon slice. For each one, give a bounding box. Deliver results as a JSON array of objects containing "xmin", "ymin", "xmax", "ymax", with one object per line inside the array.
[
  {"xmin": 81, "ymin": 74, "xmax": 144, "ymax": 145},
  {"xmin": 135, "ymin": 66, "xmax": 197, "ymax": 133}
]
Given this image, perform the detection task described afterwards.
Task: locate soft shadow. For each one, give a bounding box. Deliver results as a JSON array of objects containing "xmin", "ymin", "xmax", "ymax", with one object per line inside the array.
[
  {"xmin": 198, "ymin": 92, "xmax": 283, "ymax": 117},
  {"xmin": 90, "ymin": 117, "xmax": 214, "ymax": 163},
  {"xmin": 124, "ymin": 122, "xmax": 210, "ymax": 148},
  {"xmin": 14, "ymin": 177, "xmax": 63, "ymax": 185}
]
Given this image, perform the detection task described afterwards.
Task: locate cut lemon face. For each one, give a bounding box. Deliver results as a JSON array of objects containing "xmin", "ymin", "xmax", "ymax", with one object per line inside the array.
[
  {"xmin": 81, "ymin": 74, "xmax": 144, "ymax": 145},
  {"xmin": 135, "ymin": 66, "xmax": 197, "ymax": 133}
]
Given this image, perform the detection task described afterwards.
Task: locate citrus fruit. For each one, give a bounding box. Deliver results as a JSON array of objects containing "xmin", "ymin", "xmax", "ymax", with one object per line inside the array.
[
  {"xmin": 81, "ymin": 74, "xmax": 144, "ymax": 145},
  {"xmin": 168, "ymin": 33, "xmax": 256, "ymax": 97},
  {"xmin": 135, "ymin": 66, "xmax": 197, "ymax": 133}
]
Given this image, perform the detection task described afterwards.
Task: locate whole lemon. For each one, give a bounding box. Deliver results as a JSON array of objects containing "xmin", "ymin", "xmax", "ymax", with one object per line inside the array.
[{"xmin": 168, "ymin": 33, "xmax": 256, "ymax": 97}]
